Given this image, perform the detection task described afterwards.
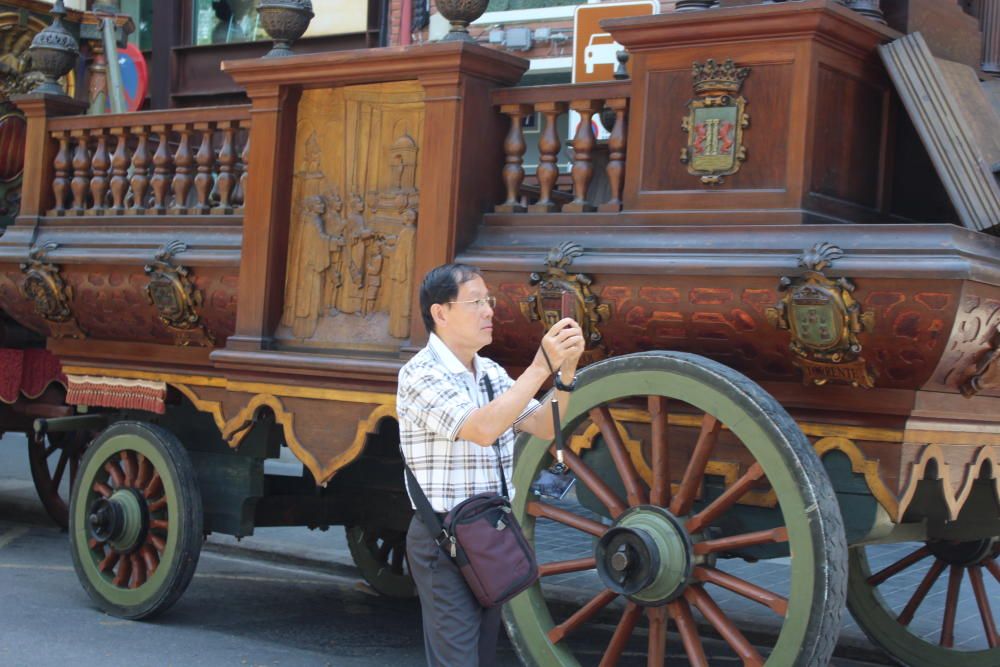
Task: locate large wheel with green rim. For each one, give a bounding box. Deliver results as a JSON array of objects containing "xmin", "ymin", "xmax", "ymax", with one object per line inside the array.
[
  {"xmin": 505, "ymin": 351, "xmax": 847, "ymax": 666},
  {"xmin": 28, "ymin": 429, "xmax": 90, "ymax": 528},
  {"xmin": 346, "ymin": 523, "xmax": 416, "ymax": 598},
  {"xmin": 847, "ymin": 539, "xmax": 1000, "ymax": 666},
  {"xmin": 69, "ymin": 421, "xmax": 203, "ymax": 620}
]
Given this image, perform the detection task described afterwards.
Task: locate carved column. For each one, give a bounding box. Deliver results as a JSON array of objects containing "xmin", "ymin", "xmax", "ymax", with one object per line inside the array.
[
  {"xmin": 149, "ymin": 124, "xmax": 172, "ymax": 214},
  {"xmin": 109, "ymin": 128, "xmax": 130, "ymax": 214},
  {"xmin": 598, "ymin": 97, "xmax": 628, "ymax": 213},
  {"xmin": 496, "ymin": 103, "xmax": 532, "ymax": 213},
  {"xmin": 89, "ymin": 130, "xmax": 110, "ymax": 214},
  {"xmin": 170, "ymin": 123, "xmax": 194, "ymax": 214},
  {"xmin": 975, "ymin": 0, "xmax": 1000, "ymax": 74},
  {"xmin": 191, "ymin": 122, "xmax": 215, "ymax": 214},
  {"xmin": 213, "ymin": 121, "xmax": 237, "ymax": 214},
  {"xmin": 51, "ymin": 130, "xmax": 71, "ymax": 215},
  {"xmin": 528, "ymin": 101, "xmax": 567, "ymax": 213},
  {"xmin": 564, "ymin": 98, "xmax": 603, "ymax": 213},
  {"xmin": 69, "ymin": 130, "xmax": 90, "ymax": 214},
  {"xmin": 236, "ymin": 122, "xmax": 250, "ymax": 209},
  {"xmin": 128, "ymin": 126, "xmax": 150, "ymax": 214}
]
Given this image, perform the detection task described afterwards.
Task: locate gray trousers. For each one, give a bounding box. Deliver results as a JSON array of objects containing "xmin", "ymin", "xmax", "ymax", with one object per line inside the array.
[{"xmin": 407, "ymin": 513, "xmax": 502, "ymax": 667}]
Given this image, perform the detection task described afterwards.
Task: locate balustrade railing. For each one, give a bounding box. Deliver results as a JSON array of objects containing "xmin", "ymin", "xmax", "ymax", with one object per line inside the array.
[
  {"xmin": 45, "ymin": 106, "xmax": 252, "ymax": 217},
  {"xmin": 491, "ymin": 81, "xmax": 631, "ymax": 214}
]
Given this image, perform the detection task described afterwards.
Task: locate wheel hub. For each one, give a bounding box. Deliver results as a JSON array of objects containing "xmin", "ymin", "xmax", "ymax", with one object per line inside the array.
[
  {"xmin": 927, "ymin": 538, "xmax": 998, "ymax": 566},
  {"xmin": 88, "ymin": 488, "xmax": 148, "ymax": 553},
  {"xmin": 595, "ymin": 506, "xmax": 692, "ymax": 605}
]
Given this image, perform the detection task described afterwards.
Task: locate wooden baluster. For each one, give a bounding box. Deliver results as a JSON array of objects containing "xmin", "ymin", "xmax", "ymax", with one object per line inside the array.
[
  {"xmin": 128, "ymin": 126, "xmax": 150, "ymax": 214},
  {"xmin": 598, "ymin": 97, "xmax": 628, "ymax": 213},
  {"xmin": 528, "ymin": 101, "xmax": 566, "ymax": 213},
  {"xmin": 50, "ymin": 131, "xmax": 71, "ymax": 216},
  {"xmin": 89, "ymin": 130, "xmax": 110, "ymax": 215},
  {"xmin": 236, "ymin": 123, "xmax": 250, "ymax": 209},
  {"xmin": 191, "ymin": 122, "xmax": 215, "ymax": 214},
  {"xmin": 495, "ymin": 103, "xmax": 532, "ymax": 213},
  {"xmin": 69, "ymin": 130, "xmax": 91, "ymax": 215},
  {"xmin": 109, "ymin": 128, "xmax": 131, "ymax": 214},
  {"xmin": 212, "ymin": 121, "xmax": 236, "ymax": 214},
  {"xmin": 149, "ymin": 124, "xmax": 172, "ymax": 215},
  {"xmin": 563, "ymin": 99, "xmax": 602, "ymax": 213},
  {"xmin": 170, "ymin": 124, "xmax": 194, "ymax": 214}
]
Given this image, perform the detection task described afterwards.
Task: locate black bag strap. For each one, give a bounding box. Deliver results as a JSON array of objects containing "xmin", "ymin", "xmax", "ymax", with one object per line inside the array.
[{"xmin": 481, "ymin": 376, "xmax": 510, "ymax": 499}]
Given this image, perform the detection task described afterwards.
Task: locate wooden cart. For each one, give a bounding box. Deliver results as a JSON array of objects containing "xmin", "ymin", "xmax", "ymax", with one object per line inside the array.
[{"xmin": 1, "ymin": 2, "xmax": 998, "ymax": 665}]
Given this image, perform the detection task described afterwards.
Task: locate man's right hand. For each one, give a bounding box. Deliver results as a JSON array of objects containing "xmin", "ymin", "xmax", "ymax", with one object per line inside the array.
[{"xmin": 532, "ymin": 318, "xmax": 585, "ymax": 374}]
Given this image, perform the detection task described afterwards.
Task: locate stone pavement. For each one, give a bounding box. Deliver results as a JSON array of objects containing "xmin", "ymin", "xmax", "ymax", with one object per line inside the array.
[{"xmin": 2, "ymin": 432, "xmax": 993, "ymax": 665}]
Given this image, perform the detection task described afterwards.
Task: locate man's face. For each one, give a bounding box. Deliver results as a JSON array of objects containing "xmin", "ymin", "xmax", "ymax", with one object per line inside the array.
[{"xmin": 443, "ymin": 275, "xmax": 494, "ymax": 349}]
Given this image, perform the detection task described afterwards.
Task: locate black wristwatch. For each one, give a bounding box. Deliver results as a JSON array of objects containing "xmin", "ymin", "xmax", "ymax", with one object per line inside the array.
[{"xmin": 554, "ymin": 374, "xmax": 578, "ymax": 392}]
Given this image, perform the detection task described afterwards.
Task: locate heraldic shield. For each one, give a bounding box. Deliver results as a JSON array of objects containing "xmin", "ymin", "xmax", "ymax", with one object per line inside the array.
[{"xmin": 681, "ymin": 58, "xmax": 750, "ymax": 185}]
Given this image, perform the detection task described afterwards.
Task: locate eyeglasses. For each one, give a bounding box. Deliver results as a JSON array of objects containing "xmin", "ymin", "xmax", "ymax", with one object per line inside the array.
[{"xmin": 446, "ymin": 295, "xmax": 497, "ymax": 310}]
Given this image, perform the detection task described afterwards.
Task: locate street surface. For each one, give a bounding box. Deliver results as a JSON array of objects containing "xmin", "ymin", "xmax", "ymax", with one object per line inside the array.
[{"xmin": 0, "ymin": 432, "xmax": 894, "ymax": 667}]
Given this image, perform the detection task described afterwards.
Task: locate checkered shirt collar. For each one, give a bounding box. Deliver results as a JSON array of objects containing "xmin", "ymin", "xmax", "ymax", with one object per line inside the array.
[{"xmin": 427, "ymin": 332, "xmax": 485, "ymax": 385}]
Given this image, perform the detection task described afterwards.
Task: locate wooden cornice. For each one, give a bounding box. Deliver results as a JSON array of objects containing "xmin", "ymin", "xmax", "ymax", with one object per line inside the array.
[
  {"xmin": 222, "ymin": 41, "xmax": 530, "ymax": 91},
  {"xmin": 603, "ymin": 0, "xmax": 899, "ymax": 58},
  {"xmin": 492, "ymin": 80, "xmax": 632, "ymax": 106},
  {"xmin": 47, "ymin": 105, "xmax": 251, "ymax": 132}
]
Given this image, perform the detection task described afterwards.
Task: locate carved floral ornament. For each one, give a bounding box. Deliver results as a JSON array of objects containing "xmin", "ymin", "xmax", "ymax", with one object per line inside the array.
[
  {"xmin": 143, "ymin": 240, "xmax": 214, "ymax": 346},
  {"xmin": 766, "ymin": 243, "xmax": 876, "ymax": 388},
  {"xmin": 961, "ymin": 326, "xmax": 1000, "ymax": 397},
  {"xmin": 680, "ymin": 58, "xmax": 750, "ymax": 186},
  {"xmin": 520, "ymin": 241, "xmax": 610, "ymax": 354},
  {"xmin": 19, "ymin": 241, "xmax": 85, "ymax": 339}
]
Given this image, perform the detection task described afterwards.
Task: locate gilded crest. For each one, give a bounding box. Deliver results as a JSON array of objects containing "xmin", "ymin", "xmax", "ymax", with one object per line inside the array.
[
  {"xmin": 144, "ymin": 240, "xmax": 214, "ymax": 346},
  {"xmin": 680, "ymin": 58, "xmax": 750, "ymax": 185},
  {"xmin": 766, "ymin": 243, "xmax": 875, "ymax": 388},
  {"xmin": 521, "ymin": 241, "xmax": 610, "ymax": 357},
  {"xmin": 19, "ymin": 241, "xmax": 85, "ymax": 339}
]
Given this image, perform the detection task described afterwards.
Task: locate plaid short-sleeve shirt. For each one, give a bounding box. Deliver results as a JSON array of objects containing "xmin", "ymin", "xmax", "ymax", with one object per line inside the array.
[{"xmin": 397, "ymin": 333, "xmax": 540, "ymax": 513}]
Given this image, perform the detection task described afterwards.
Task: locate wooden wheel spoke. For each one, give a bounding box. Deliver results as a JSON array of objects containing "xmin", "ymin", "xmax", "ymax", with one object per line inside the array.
[
  {"xmin": 144, "ymin": 471, "xmax": 163, "ymax": 499},
  {"xmin": 940, "ymin": 565, "xmax": 964, "ymax": 648},
  {"xmin": 43, "ymin": 442, "xmax": 57, "ymax": 458},
  {"xmin": 98, "ymin": 550, "xmax": 119, "ymax": 573},
  {"xmin": 598, "ymin": 602, "xmax": 642, "ymax": 667},
  {"xmin": 150, "ymin": 518, "xmax": 169, "ymax": 533},
  {"xmin": 112, "ymin": 554, "xmax": 132, "ymax": 587},
  {"xmin": 647, "ymin": 396, "xmax": 671, "ymax": 507},
  {"xmin": 549, "ymin": 443, "xmax": 627, "ymax": 518},
  {"xmin": 645, "ymin": 604, "xmax": 667, "ymax": 667},
  {"xmin": 391, "ymin": 545, "xmax": 405, "ymax": 572},
  {"xmin": 986, "ymin": 557, "xmax": 1000, "ymax": 584},
  {"xmin": 93, "ymin": 481, "xmax": 113, "ymax": 498},
  {"xmin": 590, "ymin": 406, "xmax": 648, "ymax": 507},
  {"xmin": 547, "ymin": 588, "xmax": 618, "ymax": 644},
  {"xmin": 120, "ymin": 451, "xmax": 137, "ymax": 487},
  {"xmin": 147, "ymin": 497, "xmax": 167, "ymax": 513},
  {"xmin": 51, "ymin": 450, "xmax": 69, "ymax": 489},
  {"xmin": 104, "ymin": 460, "xmax": 125, "ymax": 488},
  {"xmin": 538, "ymin": 556, "xmax": 596, "ymax": 577},
  {"xmin": 692, "ymin": 565, "xmax": 788, "ymax": 616},
  {"xmin": 968, "ymin": 565, "xmax": 1000, "ymax": 648},
  {"xmin": 897, "ymin": 558, "xmax": 947, "ymax": 625},
  {"xmin": 148, "ymin": 532, "xmax": 166, "ymax": 553},
  {"xmin": 129, "ymin": 553, "xmax": 146, "ymax": 589},
  {"xmin": 667, "ymin": 599, "xmax": 709, "ymax": 667},
  {"xmin": 692, "ymin": 526, "xmax": 788, "ymax": 556},
  {"xmin": 669, "ymin": 414, "xmax": 722, "ymax": 517},
  {"xmin": 686, "ymin": 462, "xmax": 765, "ymax": 534},
  {"xmin": 140, "ymin": 544, "xmax": 158, "ymax": 576},
  {"xmin": 135, "ymin": 453, "xmax": 152, "ymax": 490},
  {"xmin": 527, "ymin": 500, "xmax": 609, "ymax": 538},
  {"xmin": 88, "ymin": 537, "xmax": 101, "ymax": 550},
  {"xmin": 867, "ymin": 545, "xmax": 932, "ymax": 586},
  {"xmin": 685, "ymin": 585, "xmax": 765, "ymax": 666}
]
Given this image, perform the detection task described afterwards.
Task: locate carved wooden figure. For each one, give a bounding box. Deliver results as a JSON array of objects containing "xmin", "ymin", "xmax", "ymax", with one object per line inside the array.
[
  {"xmin": 386, "ymin": 208, "xmax": 416, "ymax": 339},
  {"xmin": 290, "ymin": 195, "xmax": 333, "ymax": 340}
]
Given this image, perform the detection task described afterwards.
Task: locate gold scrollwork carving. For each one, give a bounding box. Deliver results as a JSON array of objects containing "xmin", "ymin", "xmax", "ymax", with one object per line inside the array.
[
  {"xmin": 766, "ymin": 242, "xmax": 876, "ymax": 388},
  {"xmin": 144, "ymin": 240, "xmax": 214, "ymax": 346},
  {"xmin": 520, "ymin": 241, "xmax": 610, "ymax": 355},
  {"xmin": 961, "ymin": 325, "xmax": 1000, "ymax": 397},
  {"xmin": 19, "ymin": 241, "xmax": 85, "ymax": 339},
  {"xmin": 680, "ymin": 58, "xmax": 750, "ymax": 185}
]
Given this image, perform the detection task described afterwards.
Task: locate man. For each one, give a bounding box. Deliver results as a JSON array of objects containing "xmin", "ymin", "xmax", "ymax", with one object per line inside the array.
[{"xmin": 397, "ymin": 263, "xmax": 584, "ymax": 667}]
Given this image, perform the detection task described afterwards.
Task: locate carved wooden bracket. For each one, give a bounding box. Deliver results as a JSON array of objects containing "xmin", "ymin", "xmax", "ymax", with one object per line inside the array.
[
  {"xmin": 961, "ymin": 326, "xmax": 1000, "ymax": 397},
  {"xmin": 520, "ymin": 241, "xmax": 610, "ymax": 353},
  {"xmin": 766, "ymin": 242, "xmax": 876, "ymax": 388},
  {"xmin": 143, "ymin": 240, "xmax": 215, "ymax": 347},
  {"xmin": 19, "ymin": 241, "xmax": 85, "ymax": 339}
]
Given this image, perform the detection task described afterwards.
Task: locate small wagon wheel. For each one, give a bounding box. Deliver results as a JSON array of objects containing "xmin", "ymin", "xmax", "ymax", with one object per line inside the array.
[
  {"xmin": 505, "ymin": 351, "xmax": 847, "ymax": 666},
  {"xmin": 346, "ymin": 524, "xmax": 416, "ymax": 598},
  {"xmin": 68, "ymin": 421, "xmax": 203, "ymax": 620},
  {"xmin": 27, "ymin": 429, "xmax": 91, "ymax": 528},
  {"xmin": 847, "ymin": 538, "xmax": 1000, "ymax": 667}
]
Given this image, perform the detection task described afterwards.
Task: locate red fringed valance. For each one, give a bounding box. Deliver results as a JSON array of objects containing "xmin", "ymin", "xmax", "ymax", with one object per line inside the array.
[
  {"xmin": 66, "ymin": 375, "xmax": 167, "ymax": 415},
  {"xmin": 0, "ymin": 348, "xmax": 67, "ymax": 404}
]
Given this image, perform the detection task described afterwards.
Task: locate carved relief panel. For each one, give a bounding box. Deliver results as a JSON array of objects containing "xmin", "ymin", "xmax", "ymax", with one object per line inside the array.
[{"xmin": 278, "ymin": 82, "xmax": 424, "ymax": 350}]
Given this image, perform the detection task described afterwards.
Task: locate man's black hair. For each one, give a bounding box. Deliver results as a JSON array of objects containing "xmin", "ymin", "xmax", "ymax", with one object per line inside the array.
[{"xmin": 419, "ymin": 263, "xmax": 482, "ymax": 334}]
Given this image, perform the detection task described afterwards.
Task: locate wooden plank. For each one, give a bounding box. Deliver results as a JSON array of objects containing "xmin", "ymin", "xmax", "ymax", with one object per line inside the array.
[{"xmin": 879, "ymin": 33, "xmax": 1000, "ymax": 232}]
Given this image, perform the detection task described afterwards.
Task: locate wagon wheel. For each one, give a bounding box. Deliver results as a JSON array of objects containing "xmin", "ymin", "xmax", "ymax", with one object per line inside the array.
[
  {"xmin": 68, "ymin": 421, "xmax": 203, "ymax": 620},
  {"xmin": 346, "ymin": 524, "xmax": 416, "ymax": 598},
  {"xmin": 505, "ymin": 351, "xmax": 847, "ymax": 666},
  {"xmin": 847, "ymin": 538, "xmax": 1000, "ymax": 667},
  {"xmin": 27, "ymin": 430, "xmax": 91, "ymax": 528}
]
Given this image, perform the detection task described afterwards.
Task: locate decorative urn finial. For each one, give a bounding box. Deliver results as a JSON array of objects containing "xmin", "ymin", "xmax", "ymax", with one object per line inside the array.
[
  {"xmin": 27, "ymin": 0, "xmax": 80, "ymax": 96},
  {"xmin": 435, "ymin": 0, "xmax": 489, "ymax": 42},
  {"xmin": 257, "ymin": 0, "xmax": 314, "ymax": 58},
  {"xmin": 838, "ymin": 0, "xmax": 885, "ymax": 23}
]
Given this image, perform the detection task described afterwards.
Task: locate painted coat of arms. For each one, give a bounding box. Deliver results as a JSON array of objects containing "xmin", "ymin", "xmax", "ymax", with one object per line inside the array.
[{"xmin": 680, "ymin": 58, "xmax": 750, "ymax": 185}]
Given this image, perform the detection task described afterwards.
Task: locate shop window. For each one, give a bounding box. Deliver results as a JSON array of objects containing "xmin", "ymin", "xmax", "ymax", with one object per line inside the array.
[{"xmin": 192, "ymin": 0, "xmax": 369, "ymax": 46}]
